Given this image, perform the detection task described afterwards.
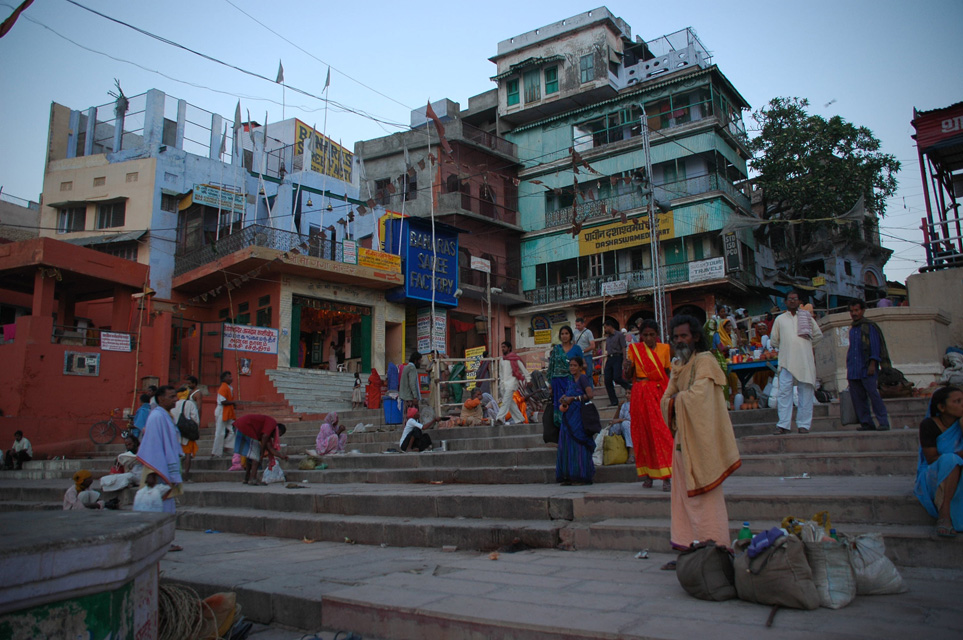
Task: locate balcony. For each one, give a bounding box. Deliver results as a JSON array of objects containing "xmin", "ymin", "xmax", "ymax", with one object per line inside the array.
[
  {"xmin": 455, "ymin": 121, "xmax": 517, "ymax": 158},
  {"xmin": 175, "ymin": 224, "xmax": 352, "ymax": 278},
  {"xmin": 525, "ymin": 258, "xmax": 747, "ymax": 305},
  {"xmin": 459, "ymin": 267, "xmax": 521, "ymax": 296},
  {"xmin": 544, "ymin": 172, "xmax": 749, "ymax": 229},
  {"xmin": 437, "ymin": 192, "xmax": 519, "ymax": 227}
]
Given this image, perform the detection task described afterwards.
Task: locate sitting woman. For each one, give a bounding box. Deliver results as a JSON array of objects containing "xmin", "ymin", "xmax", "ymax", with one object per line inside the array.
[
  {"xmin": 314, "ymin": 412, "xmax": 347, "ymax": 456},
  {"xmin": 915, "ymin": 385, "xmax": 963, "ymax": 537},
  {"xmin": 399, "ymin": 406, "xmax": 438, "ymax": 452},
  {"xmin": 556, "ymin": 356, "xmax": 596, "ymax": 486},
  {"xmin": 447, "ymin": 388, "xmax": 488, "ymax": 427}
]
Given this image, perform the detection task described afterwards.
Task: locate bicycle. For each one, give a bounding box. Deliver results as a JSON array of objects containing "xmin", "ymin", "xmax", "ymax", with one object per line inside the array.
[{"xmin": 89, "ymin": 408, "xmax": 134, "ymax": 445}]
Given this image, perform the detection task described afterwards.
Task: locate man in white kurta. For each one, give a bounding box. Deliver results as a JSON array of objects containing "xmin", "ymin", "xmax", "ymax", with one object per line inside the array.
[
  {"xmin": 494, "ymin": 341, "xmax": 530, "ymax": 424},
  {"xmin": 770, "ymin": 290, "xmax": 823, "ymax": 433}
]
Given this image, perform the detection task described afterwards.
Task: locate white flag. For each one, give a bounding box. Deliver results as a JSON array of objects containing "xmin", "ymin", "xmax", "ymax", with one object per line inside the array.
[
  {"xmin": 276, "ymin": 60, "xmax": 284, "ymax": 84},
  {"xmin": 323, "ymin": 67, "xmax": 330, "ymax": 91}
]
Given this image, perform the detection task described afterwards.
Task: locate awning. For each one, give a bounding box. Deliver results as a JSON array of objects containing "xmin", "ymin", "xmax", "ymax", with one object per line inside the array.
[
  {"xmin": 44, "ymin": 195, "xmax": 128, "ymax": 209},
  {"xmin": 63, "ymin": 229, "xmax": 146, "ymax": 247},
  {"xmin": 491, "ymin": 55, "xmax": 565, "ymax": 81}
]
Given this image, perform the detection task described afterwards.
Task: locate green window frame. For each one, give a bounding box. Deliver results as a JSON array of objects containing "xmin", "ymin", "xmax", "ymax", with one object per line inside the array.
[
  {"xmin": 506, "ymin": 78, "xmax": 520, "ymax": 106},
  {"xmin": 544, "ymin": 66, "xmax": 558, "ymax": 94},
  {"xmin": 579, "ymin": 53, "xmax": 594, "ymax": 83}
]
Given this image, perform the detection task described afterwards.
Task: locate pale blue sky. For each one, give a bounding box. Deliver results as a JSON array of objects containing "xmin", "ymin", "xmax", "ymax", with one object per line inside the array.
[{"xmin": 1, "ymin": 0, "xmax": 960, "ymax": 282}]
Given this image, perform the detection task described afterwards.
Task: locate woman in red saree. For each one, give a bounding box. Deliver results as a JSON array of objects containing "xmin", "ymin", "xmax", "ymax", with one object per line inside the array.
[
  {"xmin": 626, "ymin": 319, "xmax": 674, "ymax": 490},
  {"xmin": 366, "ymin": 369, "xmax": 383, "ymax": 409}
]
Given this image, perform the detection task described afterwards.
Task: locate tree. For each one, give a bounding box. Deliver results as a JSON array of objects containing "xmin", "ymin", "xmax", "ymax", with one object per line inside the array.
[{"xmin": 749, "ymin": 97, "xmax": 900, "ymax": 276}]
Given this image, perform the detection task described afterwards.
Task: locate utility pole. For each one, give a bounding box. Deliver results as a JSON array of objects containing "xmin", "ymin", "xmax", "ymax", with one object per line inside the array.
[{"xmin": 640, "ymin": 114, "xmax": 667, "ymax": 338}]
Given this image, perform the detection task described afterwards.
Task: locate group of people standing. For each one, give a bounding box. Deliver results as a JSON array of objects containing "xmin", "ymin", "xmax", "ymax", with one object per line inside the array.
[{"xmin": 547, "ymin": 314, "xmax": 742, "ymax": 551}]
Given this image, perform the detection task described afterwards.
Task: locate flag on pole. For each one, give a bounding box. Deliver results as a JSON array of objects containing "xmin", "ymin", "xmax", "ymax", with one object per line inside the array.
[
  {"xmin": 219, "ymin": 123, "xmax": 227, "ymax": 158},
  {"xmin": 233, "ymin": 101, "xmax": 242, "ymax": 131},
  {"xmin": 276, "ymin": 60, "xmax": 284, "ymax": 84},
  {"xmin": 425, "ymin": 101, "xmax": 452, "ymax": 156},
  {"xmin": 323, "ymin": 67, "xmax": 331, "ymax": 91}
]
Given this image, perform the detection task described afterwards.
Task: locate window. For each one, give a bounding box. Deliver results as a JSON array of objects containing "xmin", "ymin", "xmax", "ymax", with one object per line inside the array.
[
  {"xmin": 218, "ymin": 308, "xmax": 230, "ymax": 319},
  {"xmin": 402, "ymin": 173, "xmax": 417, "ymax": 201},
  {"xmin": 58, "ymin": 206, "xmax": 86, "ymax": 233},
  {"xmin": 506, "ymin": 78, "xmax": 519, "ymax": 106},
  {"xmin": 544, "ymin": 66, "xmax": 558, "ymax": 95},
  {"xmin": 126, "ymin": 172, "xmax": 139, "ymax": 183},
  {"xmin": 258, "ymin": 295, "xmax": 271, "ymax": 307},
  {"xmin": 579, "ymin": 53, "xmax": 594, "ymax": 83},
  {"xmin": 844, "ymin": 261, "xmax": 853, "ymax": 276},
  {"xmin": 235, "ymin": 313, "xmax": 251, "ymax": 325},
  {"xmin": 161, "ymin": 194, "xmax": 179, "ymax": 212},
  {"xmin": 60, "ymin": 181, "xmax": 72, "ymax": 192},
  {"xmin": 96, "ymin": 202, "xmax": 126, "ymax": 229},
  {"xmin": 256, "ymin": 307, "xmax": 272, "ymax": 327},
  {"xmin": 93, "ymin": 176, "xmax": 106, "ymax": 187},
  {"xmin": 524, "ymin": 69, "xmax": 540, "ymax": 103},
  {"xmin": 374, "ymin": 179, "xmax": 391, "ymax": 205},
  {"xmin": 238, "ymin": 302, "xmax": 250, "ymax": 313},
  {"xmin": 94, "ymin": 242, "xmax": 138, "ymax": 261}
]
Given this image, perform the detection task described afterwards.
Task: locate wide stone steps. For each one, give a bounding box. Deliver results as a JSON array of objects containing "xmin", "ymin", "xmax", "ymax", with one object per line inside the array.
[{"xmin": 267, "ymin": 368, "xmax": 363, "ymax": 414}]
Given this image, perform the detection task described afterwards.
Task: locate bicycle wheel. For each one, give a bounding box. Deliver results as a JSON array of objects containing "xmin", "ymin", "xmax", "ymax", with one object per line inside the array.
[{"xmin": 89, "ymin": 420, "xmax": 117, "ymax": 445}]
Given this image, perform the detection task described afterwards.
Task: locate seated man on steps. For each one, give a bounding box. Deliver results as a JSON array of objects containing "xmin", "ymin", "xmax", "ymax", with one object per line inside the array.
[{"xmin": 399, "ymin": 407, "xmax": 438, "ymax": 452}]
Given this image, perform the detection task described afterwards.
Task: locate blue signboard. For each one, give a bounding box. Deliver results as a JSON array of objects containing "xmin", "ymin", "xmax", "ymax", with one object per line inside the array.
[{"xmin": 384, "ymin": 218, "xmax": 460, "ymax": 307}]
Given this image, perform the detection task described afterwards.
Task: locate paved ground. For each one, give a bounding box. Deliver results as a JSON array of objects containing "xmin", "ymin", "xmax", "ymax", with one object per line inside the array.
[{"xmin": 161, "ymin": 530, "xmax": 963, "ymax": 640}]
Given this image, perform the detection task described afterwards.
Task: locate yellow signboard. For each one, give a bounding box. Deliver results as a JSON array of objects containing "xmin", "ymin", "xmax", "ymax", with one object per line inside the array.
[
  {"xmin": 577, "ymin": 213, "xmax": 675, "ymax": 256},
  {"xmin": 534, "ymin": 329, "xmax": 553, "ymax": 345},
  {"xmin": 465, "ymin": 345, "xmax": 487, "ymax": 390},
  {"xmin": 812, "ymin": 276, "xmax": 826, "ymax": 287},
  {"xmin": 294, "ymin": 119, "xmax": 353, "ymax": 183},
  {"xmin": 358, "ymin": 247, "xmax": 401, "ymax": 273}
]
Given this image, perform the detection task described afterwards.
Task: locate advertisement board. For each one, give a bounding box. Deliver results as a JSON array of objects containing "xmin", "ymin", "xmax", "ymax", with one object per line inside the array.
[
  {"xmin": 294, "ymin": 119, "xmax": 354, "ymax": 182},
  {"xmin": 386, "ymin": 218, "xmax": 459, "ymax": 307},
  {"xmin": 464, "ymin": 345, "xmax": 486, "ymax": 390},
  {"xmin": 578, "ymin": 213, "xmax": 675, "ymax": 255},
  {"xmin": 688, "ymin": 257, "xmax": 725, "ymax": 283},
  {"xmin": 223, "ymin": 324, "xmax": 279, "ymax": 354},
  {"xmin": 192, "ymin": 184, "xmax": 245, "ymax": 214},
  {"xmin": 416, "ymin": 308, "xmax": 447, "ymax": 354},
  {"xmin": 358, "ymin": 247, "xmax": 401, "ymax": 272},
  {"xmin": 100, "ymin": 332, "xmax": 132, "ymax": 352}
]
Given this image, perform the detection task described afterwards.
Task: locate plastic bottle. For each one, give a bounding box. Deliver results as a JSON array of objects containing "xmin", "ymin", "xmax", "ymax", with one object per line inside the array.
[
  {"xmin": 737, "ymin": 522, "xmax": 752, "ymax": 541},
  {"xmin": 830, "ymin": 528, "xmax": 839, "ymax": 541}
]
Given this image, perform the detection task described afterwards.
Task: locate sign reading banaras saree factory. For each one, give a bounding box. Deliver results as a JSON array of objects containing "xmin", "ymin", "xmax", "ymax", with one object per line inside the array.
[
  {"xmin": 294, "ymin": 119, "xmax": 353, "ymax": 182},
  {"xmin": 577, "ymin": 213, "xmax": 675, "ymax": 256}
]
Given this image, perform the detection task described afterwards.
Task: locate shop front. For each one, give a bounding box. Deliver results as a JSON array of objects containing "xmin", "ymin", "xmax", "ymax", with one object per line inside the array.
[{"xmin": 290, "ymin": 294, "xmax": 372, "ymax": 372}]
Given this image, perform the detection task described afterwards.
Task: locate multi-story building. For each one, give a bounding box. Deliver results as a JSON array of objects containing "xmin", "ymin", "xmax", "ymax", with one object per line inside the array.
[
  {"xmin": 489, "ymin": 8, "xmax": 758, "ymax": 348},
  {"xmin": 356, "ymin": 96, "xmax": 527, "ymax": 359}
]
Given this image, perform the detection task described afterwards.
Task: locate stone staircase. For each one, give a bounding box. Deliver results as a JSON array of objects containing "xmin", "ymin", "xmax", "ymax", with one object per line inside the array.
[
  {"xmin": 266, "ymin": 368, "xmax": 359, "ymax": 414},
  {"xmin": 1, "ymin": 396, "xmax": 955, "ymax": 573}
]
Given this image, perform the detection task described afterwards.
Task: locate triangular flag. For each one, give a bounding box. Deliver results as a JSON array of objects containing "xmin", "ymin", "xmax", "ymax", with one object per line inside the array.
[
  {"xmin": 276, "ymin": 60, "xmax": 284, "ymax": 84},
  {"xmin": 233, "ymin": 101, "xmax": 242, "ymax": 131},
  {"xmin": 323, "ymin": 67, "xmax": 331, "ymax": 90},
  {"xmin": 425, "ymin": 101, "xmax": 453, "ymax": 156},
  {"xmin": 219, "ymin": 123, "xmax": 227, "ymax": 157}
]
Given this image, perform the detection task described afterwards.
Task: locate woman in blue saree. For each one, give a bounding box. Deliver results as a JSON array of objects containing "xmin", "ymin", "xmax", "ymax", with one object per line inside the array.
[
  {"xmin": 556, "ymin": 355, "xmax": 595, "ymax": 485},
  {"xmin": 547, "ymin": 326, "xmax": 582, "ymax": 444},
  {"xmin": 914, "ymin": 385, "xmax": 963, "ymax": 537}
]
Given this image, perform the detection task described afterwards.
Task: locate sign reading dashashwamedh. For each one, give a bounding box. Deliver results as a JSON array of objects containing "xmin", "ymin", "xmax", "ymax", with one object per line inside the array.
[{"xmin": 578, "ymin": 213, "xmax": 674, "ymax": 256}]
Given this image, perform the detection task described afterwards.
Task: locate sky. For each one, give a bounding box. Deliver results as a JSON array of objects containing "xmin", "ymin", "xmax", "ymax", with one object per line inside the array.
[{"xmin": 1, "ymin": 0, "xmax": 960, "ymax": 283}]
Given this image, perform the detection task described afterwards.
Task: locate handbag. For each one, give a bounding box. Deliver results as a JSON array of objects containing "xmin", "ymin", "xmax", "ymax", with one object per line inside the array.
[
  {"xmin": 542, "ymin": 395, "xmax": 559, "ymax": 444},
  {"xmin": 734, "ymin": 535, "xmax": 819, "ymax": 610},
  {"xmin": 676, "ymin": 540, "xmax": 736, "ymax": 601},
  {"xmin": 580, "ymin": 401, "xmax": 602, "ymax": 436},
  {"xmin": 602, "ymin": 434, "xmax": 628, "ymax": 465},
  {"xmin": 176, "ymin": 411, "xmax": 200, "ymax": 441}
]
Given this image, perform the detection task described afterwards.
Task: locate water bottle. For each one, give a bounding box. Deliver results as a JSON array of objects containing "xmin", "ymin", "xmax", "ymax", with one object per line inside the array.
[
  {"xmin": 830, "ymin": 528, "xmax": 839, "ymax": 541},
  {"xmin": 737, "ymin": 522, "xmax": 752, "ymax": 541}
]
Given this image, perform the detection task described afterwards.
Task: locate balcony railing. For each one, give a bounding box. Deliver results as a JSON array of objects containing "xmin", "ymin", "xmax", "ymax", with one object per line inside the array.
[
  {"xmin": 545, "ymin": 172, "xmax": 749, "ymax": 229},
  {"xmin": 438, "ymin": 192, "xmax": 518, "ymax": 226},
  {"xmin": 458, "ymin": 121, "xmax": 517, "ymax": 157},
  {"xmin": 174, "ymin": 224, "xmax": 349, "ymax": 277},
  {"xmin": 525, "ymin": 259, "xmax": 743, "ymax": 305}
]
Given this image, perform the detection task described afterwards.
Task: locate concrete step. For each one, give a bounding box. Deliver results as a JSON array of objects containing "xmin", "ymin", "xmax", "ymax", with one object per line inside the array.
[{"xmin": 738, "ymin": 428, "xmax": 918, "ymax": 454}]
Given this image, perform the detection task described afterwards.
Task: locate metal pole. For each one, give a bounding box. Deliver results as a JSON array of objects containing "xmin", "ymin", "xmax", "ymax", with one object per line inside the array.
[
  {"xmin": 640, "ymin": 112, "xmax": 667, "ymax": 339},
  {"xmin": 486, "ymin": 270, "xmax": 492, "ymax": 354}
]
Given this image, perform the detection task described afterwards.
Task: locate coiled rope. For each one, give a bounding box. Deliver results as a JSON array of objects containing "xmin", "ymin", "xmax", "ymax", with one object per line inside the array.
[{"xmin": 157, "ymin": 582, "xmax": 216, "ymax": 640}]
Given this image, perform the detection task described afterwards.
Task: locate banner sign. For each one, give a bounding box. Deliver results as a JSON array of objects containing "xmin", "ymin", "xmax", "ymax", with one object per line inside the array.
[
  {"xmin": 534, "ymin": 329, "xmax": 553, "ymax": 345},
  {"xmin": 223, "ymin": 324, "xmax": 279, "ymax": 354},
  {"xmin": 912, "ymin": 102, "xmax": 963, "ymax": 153},
  {"xmin": 386, "ymin": 218, "xmax": 459, "ymax": 307},
  {"xmin": 688, "ymin": 257, "xmax": 725, "ymax": 283},
  {"xmin": 192, "ymin": 184, "xmax": 245, "ymax": 214},
  {"xmin": 465, "ymin": 345, "xmax": 486, "ymax": 390},
  {"xmin": 100, "ymin": 332, "xmax": 132, "ymax": 352},
  {"xmin": 64, "ymin": 351, "xmax": 100, "ymax": 376},
  {"xmin": 470, "ymin": 256, "xmax": 491, "ymax": 273},
  {"xmin": 294, "ymin": 119, "xmax": 354, "ymax": 183},
  {"xmin": 601, "ymin": 279, "xmax": 627, "ymax": 296},
  {"xmin": 578, "ymin": 213, "xmax": 674, "ymax": 255},
  {"xmin": 416, "ymin": 308, "xmax": 447, "ymax": 354},
  {"xmin": 342, "ymin": 240, "xmax": 357, "ymax": 265},
  {"xmin": 292, "ymin": 296, "xmax": 371, "ymax": 316},
  {"xmin": 724, "ymin": 232, "xmax": 741, "ymax": 272},
  {"xmin": 547, "ymin": 311, "xmax": 569, "ymax": 324},
  {"xmin": 358, "ymin": 247, "xmax": 401, "ymax": 272}
]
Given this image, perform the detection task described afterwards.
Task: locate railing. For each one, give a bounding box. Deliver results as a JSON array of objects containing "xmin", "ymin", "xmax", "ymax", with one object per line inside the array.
[
  {"xmin": 174, "ymin": 224, "xmax": 349, "ymax": 277},
  {"xmin": 545, "ymin": 189, "xmax": 648, "ymax": 227},
  {"xmin": 544, "ymin": 172, "xmax": 750, "ymax": 228},
  {"xmin": 458, "ymin": 121, "xmax": 517, "ymax": 157},
  {"xmin": 459, "ymin": 268, "xmax": 521, "ymax": 295},
  {"xmin": 525, "ymin": 260, "xmax": 744, "ymax": 305},
  {"xmin": 438, "ymin": 192, "xmax": 518, "ymax": 226}
]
